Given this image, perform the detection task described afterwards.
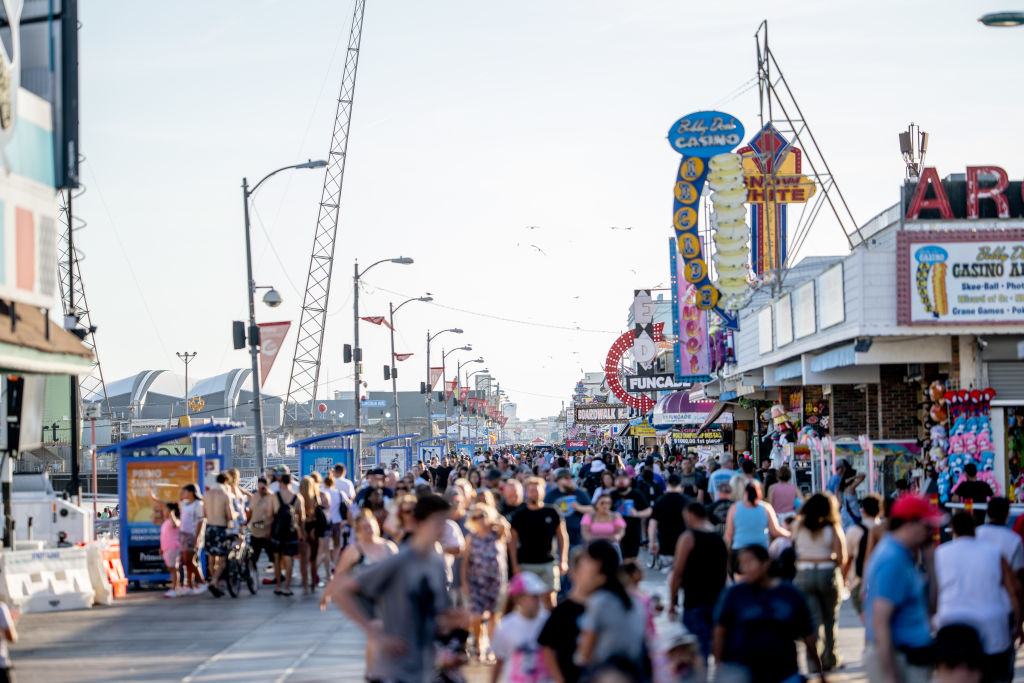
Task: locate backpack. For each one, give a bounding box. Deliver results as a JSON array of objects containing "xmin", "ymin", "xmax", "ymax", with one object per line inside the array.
[
  {"xmin": 854, "ymin": 522, "xmax": 869, "ymax": 578},
  {"xmin": 313, "ymin": 493, "xmax": 330, "ymax": 538},
  {"xmin": 272, "ymin": 492, "xmax": 299, "ymax": 541}
]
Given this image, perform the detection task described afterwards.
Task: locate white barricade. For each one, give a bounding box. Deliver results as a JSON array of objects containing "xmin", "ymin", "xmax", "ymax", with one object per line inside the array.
[
  {"xmin": 85, "ymin": 542, "xmax": 113, "ymax": 606},
  {"xmin": 0, "ymin": 546, "xmax": 95, "ymax": 613}
]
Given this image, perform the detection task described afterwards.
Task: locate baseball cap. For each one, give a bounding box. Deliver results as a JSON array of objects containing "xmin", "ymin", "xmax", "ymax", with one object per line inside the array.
[
  {"xmin": 890, "ymin": 494, "xmax": 945, "ymax": 525},
  {"xmin": 590, "ymin": 460, "xmax": 606, "ymax": 474},
  {"xmin": 837, "ymin": 459, "xmax": 851, "ymax": 469},
  {"xmin": 486, "ymin": 468, "xmax": 502, "ymax": 481},
  {"xmin": 507, "ymin": 572, "xmax": 549, "ymax": 598},
  {"xmin": 555, "ymin": 468, "xmax": 573, "ymax": 480},
  {"xmin": 277, "ymin": 464, "xmax": 291, "ymax": 475},
  {"xmin": 367, "ymin": 468, "xmax": 385, "ymax": 477}
]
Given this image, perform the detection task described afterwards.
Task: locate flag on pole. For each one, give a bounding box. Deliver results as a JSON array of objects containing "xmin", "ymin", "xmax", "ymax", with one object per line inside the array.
[
  {"xmin": 394, "ymin": 352, "xmax": 414, "ymax": 362},
  {"xmin": 361, "ymin": 316, "xmax": 394, "ymax": 330},
  {"xmin": 257, "ymin": 322, "xmax": 291, "ymax": 386},
  {"xmin": 459, "ymin": 387, "xmax": 470, "ymax": 403},
  {"xmin": 445, "ymin": 379, "xmax": 457, "ymax": 400},
  {"xmin": 429, "ymin": 367, "xmax": 443, "ymax": 390}
]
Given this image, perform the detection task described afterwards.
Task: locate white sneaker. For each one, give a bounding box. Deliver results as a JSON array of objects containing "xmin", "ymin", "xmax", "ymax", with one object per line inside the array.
[
  {"xmin": 191, "ymin": 586, "xmax": 206, "ymax": 595},
  {"xmin": 163, "ymin": 589, "xmax": 178, "ymax": 598}
]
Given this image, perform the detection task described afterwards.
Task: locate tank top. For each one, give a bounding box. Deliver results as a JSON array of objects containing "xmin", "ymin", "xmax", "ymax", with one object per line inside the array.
[
  {"xmin": 682, "ymin": 530, "xmax": 728, "ymax": 608},
  {"xmin": 732, "ymin": 501, "xmax": 769, "ymax": 549},
  {"xmin": 794, "ymin": 525, "xmax": 835, "ymax": 561}
]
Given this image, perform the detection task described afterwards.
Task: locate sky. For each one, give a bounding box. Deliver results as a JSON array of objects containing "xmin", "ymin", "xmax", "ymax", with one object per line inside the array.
[{"xmin": 72, "ymin": 0, "xmax": 1024, "ymax": 419}]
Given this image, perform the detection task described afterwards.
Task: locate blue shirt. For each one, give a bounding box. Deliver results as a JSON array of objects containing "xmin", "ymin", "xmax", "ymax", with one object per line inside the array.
[
  {"xmin": 732, "ymin": 502, "xmax": 770, "ymax": 549},
  {"xmin": 708, "ymin": 469, "xmax": 734, "ymax": 501},
  {"xmin": 863, "ymin": 536, "xmax": 933, "ymax": 648},
  {"xmin": 826, "ymin": 473, "xmax": 841, "ymax": 494}
]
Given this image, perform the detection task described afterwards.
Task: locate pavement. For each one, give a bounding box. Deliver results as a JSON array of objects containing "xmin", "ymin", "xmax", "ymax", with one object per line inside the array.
[{"xmin": 8, "ymin": 560, "xmax": 1024, "ymax": 682}]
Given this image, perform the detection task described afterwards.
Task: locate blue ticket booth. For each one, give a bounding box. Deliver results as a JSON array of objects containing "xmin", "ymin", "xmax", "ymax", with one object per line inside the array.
[{"xmin": 288, "ymin": 429, "xmax": 364, "ymax": 479}]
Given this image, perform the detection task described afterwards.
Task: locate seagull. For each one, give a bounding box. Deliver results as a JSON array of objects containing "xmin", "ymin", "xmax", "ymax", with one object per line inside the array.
[
  {"xmin": 610, "ymin": 226, "xmax": 634, "ymax": 231},
  {"xmin": 525, "ymin": 225, "xmax": 541, "ymax": 230},
  {"xmin": 531, "ymin": 244, "xmax": 547, "ymax": 256},
  {"xmin": 629, "ymin": 269, "xmax": 638, "ymax": 275}
]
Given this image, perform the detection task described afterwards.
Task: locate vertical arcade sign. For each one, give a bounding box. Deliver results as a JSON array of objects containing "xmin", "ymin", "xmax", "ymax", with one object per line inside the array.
[
  {"xmin": 669, "ymin": 240, "xmax": 711, "ymax": 382},
  {"xmin": 119, "ymin": 456, "xmax": 201, "ymax": 581},
  {"xmin": 667, "ymin": 111, "xmax": 745, "ymax": 329}
]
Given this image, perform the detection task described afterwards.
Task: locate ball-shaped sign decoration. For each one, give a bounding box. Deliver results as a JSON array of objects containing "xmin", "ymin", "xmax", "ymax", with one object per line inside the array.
[
  {"xmin": 318, "ymin": 403, "xmax": 327, "ymax": 414},
  {"xmin": 603, "ymin": 322, "xmax": 665, "ymax": 412}
]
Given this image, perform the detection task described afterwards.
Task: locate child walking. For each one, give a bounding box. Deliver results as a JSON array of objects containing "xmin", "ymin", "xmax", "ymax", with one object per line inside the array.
[{"xmin": 160, "ymin": 502, "xmax": 182, "ymax": 597}]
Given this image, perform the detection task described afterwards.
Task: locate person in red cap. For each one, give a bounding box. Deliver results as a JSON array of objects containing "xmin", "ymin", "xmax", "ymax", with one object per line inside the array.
[{"xmin": 863, "ymin": 494, "xmax": 944, "ymax": 683}]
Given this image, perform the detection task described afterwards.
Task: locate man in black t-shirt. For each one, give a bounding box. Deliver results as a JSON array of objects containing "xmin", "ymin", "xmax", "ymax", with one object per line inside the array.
[
  {"xmin": 610, "ymin": 471, "xmax": 651, "ymax": 562},
  {"xmin": 951, "ymin": 462, "xmax": 994, "ymax": 524},
  {"xmin": 538, "ymin": 555, "xmax": 587, "ymax": 683},
  {"xmin": 669, "ymin": 502, "xmax": 728, "ymax": 664},
  {"xmin": 649, "ymin": 474, "xmax": 689, "ymax": 559},
  {"xmin": 510, "ymin": 477, "xmax": 568, "ymax": 609}
]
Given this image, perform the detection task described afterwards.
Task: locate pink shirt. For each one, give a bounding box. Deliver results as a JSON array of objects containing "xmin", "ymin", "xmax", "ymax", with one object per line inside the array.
[
  {"xmin": 771, "ymin": 482, "xmax": 799, "ymax": 514},
  {"xmin": 160, "ymin": 518, "xmax": 181, "ymax": 552},
  {"xmin": 582, "ymin": 513, "xmax": 625, "ymax": 540}
]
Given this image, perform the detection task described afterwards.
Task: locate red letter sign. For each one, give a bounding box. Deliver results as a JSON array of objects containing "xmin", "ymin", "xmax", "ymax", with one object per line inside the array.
[
  {"xmin": 906, "ymin": 167, "xmax": 953, "ymax": 220},
  {"xmin": 966, "ymin": 165, "xmax": 1010, "ymax": 218}
]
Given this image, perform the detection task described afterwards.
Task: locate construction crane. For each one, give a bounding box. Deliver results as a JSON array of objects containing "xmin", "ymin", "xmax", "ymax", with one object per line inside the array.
[{"xmin": 285, "ymin": 0, "xmax": 367, "ymax": 422}]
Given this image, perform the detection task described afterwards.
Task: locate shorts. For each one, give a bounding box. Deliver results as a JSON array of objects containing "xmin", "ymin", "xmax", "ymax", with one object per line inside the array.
[
  {"xmin": 179, "ymin": 531, "xmax": 197, "ymax": 552},
  {"xmin": 251, "ymin": 536, "xmax": 275, "ymax": 564},
  {"xmin": 330, "ymin": 522, "xmax": 344, "ymax": 545},
  {"xmin": 204, "ymin": 525, "xmax": 231, "ymax": 557},
  {"xmin": 274, "ymin": 539, "xmax": 300, "ymax": 557},
  {"xmin": 518, "ymin": 561, "xmax": 560, "ymax": 592},
  {"xmin": 162, "ymin": 549, "xmax": 181, "ymax": 569},
  {"xmin": 864, "ymin": 645, "xmax": 932, "ymax": 683}
]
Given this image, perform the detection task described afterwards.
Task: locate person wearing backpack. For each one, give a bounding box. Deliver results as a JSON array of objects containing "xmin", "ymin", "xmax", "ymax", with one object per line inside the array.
[
  {"xmin": 269, "ymin": 472, "xmax": 306, "ymax": 596},
  {"xmin": 844, "ymin": 493, "xmax": 881, "ymax": 622}
]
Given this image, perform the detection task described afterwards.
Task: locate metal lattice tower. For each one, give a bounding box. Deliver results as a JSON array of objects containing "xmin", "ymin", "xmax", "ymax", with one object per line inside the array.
[
  {"xmin": 285, "ymin": 0, "xmax": 367, "ymax": 422},
  {"xmin": 57, "ymin": 186, "xmax": 110, "ymax": 414},
  {"xmin": 754, "ymin": 21, "xmax": 863, "ymax": 289}
]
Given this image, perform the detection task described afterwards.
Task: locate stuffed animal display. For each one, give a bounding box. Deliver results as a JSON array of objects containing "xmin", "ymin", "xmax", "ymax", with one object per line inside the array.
[{"xmin": 932, "ymin": 386, "xmax": 999, "ymax": 503}]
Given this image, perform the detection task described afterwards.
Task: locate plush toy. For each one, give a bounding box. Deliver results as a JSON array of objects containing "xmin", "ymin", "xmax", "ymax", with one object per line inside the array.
[
  {"xmin": 978, "ymin": 471, "xmax": 1001, "ymax": 496},
  {"xmin": 938, "ymin": 470, "xmax": 952, "ymax": 502}
]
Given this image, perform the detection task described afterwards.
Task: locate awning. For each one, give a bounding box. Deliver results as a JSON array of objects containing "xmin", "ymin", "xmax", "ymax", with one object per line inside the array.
[
  {"xmin": 99, "ymin": 421, "xmax": 243, "ymax": 454},
  {"xmin": 651, "ymin": 391, "xmax": 716, "ymax": 426},
  {"xmin": 288, "ymin": 429, "xmax": 365, "ymax": 448},
  {"xmin": 697, "ymin": 401, "xmax": 730, "ymax": 435},
  {"xmin": 0, "ymin": 303, "xmax": 93, "ymax": 375},
  {"xmin": 810, "ymin": 343, "xmax": 857, "ymax": 373},
  {"xmin": 772, "ymin": 359, "xmax": 803, "ymax": 382}
]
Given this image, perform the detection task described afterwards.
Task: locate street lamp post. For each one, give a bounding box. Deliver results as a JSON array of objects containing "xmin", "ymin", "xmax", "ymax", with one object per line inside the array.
[
  {"xmin": 242, "ymin": 159, "xmax": 326, "ymax": 476},
  {"xmin": 455, "ymin": 357, "xmax": 484, "ymax": 448},
  {"xmin": 466, "ymin": 367, "xmax": 488, "ymax": 447},
  {"xmin": 353, "ymin": 257, "xmax": 414, "ymax": 466},
  {"xmin": 441, "ymin": 346, "xmax": 474, "ymax": 452},
  {"xmin": 388, "ymin": 295, "xmax": 432, "ymax": 436},
  {"xmin": 426, "ymin": 328, "xmax": 463, "ymax": 438},
  {"xmin": 176, "ymin": 352, "xmax": 197, "ymax": 417}
]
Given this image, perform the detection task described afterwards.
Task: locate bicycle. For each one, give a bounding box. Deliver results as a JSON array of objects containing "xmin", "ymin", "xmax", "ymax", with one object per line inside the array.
[{"xmin": 225, "ymin": 532, "xmax": 258, "ymax": 597}]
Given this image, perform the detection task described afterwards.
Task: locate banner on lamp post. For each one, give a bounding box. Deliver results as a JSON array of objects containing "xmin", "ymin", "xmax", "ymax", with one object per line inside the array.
[
  {"xmin": 445, "ymin": 379, "xmax": 457, "ymax": 400},
  {"xmin": 430, "ymin": 367, "xmax": 444, "ymax": 390},
  {"xmin": 257, "ymin": 322, "xmax": 291, "ymax": 386}
]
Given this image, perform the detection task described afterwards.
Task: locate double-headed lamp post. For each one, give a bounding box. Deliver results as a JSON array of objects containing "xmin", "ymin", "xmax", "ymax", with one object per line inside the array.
[
  {"xmin": 353, "ymin": 257, "xmax": 413, "ymax": 464},
  {"xmin": 465, "ymin": 367, "xmax": 489, "ymax": 444},
  {"xmin": 455, "ymin": 357, "xmax": 484, "ymax": 446},
  {"xmin": 242, "ymin": 159, "xmax": 326, "ymax": 476},
  {"xmin": 426, "ymin": 329, "xmax": 463, "ymax": 436},
  {"xmin": 441, "ymin": 346, "xmax": 473, "ymax": 451},
  {"xmin": 176, "ymin": 352, "xmax": 197, "ymax": 417},
  {"xmin": 388, "ymin": 295, "xmax": 433, "ymax": 436}
]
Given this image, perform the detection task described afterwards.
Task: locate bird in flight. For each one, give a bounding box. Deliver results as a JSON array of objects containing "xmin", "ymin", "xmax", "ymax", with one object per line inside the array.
[
  {"xmin": 531, "ymin": 244, "xmax": 547, "ymax": 256},
  {"xmin": 610, "ymin": 226, "xmax": 634, "ymax": 231},
  {"xmin": 525, "ymin": 225, "xmax": 541, "ymax": 230}
]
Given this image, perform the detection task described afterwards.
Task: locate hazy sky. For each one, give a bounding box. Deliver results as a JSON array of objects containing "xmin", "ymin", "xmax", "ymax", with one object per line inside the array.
[{"xmin": 73, "ymin": 1, "xmax": 1021, "ymax": 419}]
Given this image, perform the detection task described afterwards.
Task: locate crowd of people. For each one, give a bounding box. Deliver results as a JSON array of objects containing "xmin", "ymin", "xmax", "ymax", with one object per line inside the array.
[{"xmin": 149, "ymin": 445, "xmax": 1024, "ymax": 683}]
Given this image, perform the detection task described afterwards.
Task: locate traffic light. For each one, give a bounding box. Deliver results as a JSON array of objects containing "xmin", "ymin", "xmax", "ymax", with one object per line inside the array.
[
  {"xmin": 420, "ymin": 382, "xmax": 427, "ymax": 394},
  {"xmin": 391, "ymin": 367, "xmax": 398, "ymax": 379},
  {"xmin": 384, "ymin": 366, "xmax": 391, "ymax": 381},
  {"xmin": 232, "ymin": 321, "xmax": 246, "ymax": 349},
  {"xmin": 343, "ymin": 344, "xmax": 352, "ymax": 363},
  {"xmin": 354, "ymin": 347, "xmax": 363, "ymax": 362}
]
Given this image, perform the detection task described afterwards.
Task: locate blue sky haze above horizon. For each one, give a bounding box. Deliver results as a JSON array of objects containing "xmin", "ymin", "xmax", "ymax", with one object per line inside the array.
[{"xmin": 73, "ymin": 0, "xmax": 1021, "ymax": 419}]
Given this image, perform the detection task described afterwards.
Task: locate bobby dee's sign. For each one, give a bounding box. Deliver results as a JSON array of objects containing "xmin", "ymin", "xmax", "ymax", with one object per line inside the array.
[{"xmin": 626, "ymin": 374, "xmax": 686, "ymax": 392}]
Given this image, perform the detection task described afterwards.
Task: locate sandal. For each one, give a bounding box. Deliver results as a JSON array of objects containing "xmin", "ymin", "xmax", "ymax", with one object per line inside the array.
[
  {"xmin": 273, "ymin": 589, "xmax": 284, "ymax": 595},
  {"xmin": 282, "ymin": 590, "xmax": 294, "ymax": 596}
]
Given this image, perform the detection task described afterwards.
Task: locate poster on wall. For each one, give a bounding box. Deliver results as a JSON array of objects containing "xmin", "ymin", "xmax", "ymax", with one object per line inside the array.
[
  {"xmin": 669, "ymin": 239, "xmax": 711, "ymax": 382},
  {"xmin": 377, "ymin": 446, "xmax": 411, "ymax": 475},
  {"xmin": 299, "ymin": 448, "xmax": 353, "ymax": 478},
  {"xmin": 119, "ymin": 456, "xmax": 200, "ymax": 581},
  {"xmin": 899, "ymin": 231, "xmax": 1024, "ymax": 325}
]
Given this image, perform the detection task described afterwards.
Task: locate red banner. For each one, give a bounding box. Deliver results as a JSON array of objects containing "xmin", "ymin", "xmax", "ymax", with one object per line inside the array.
[
  {"xmin": 459, "ymin": 387, "xmax": 470, "ymax": 403},
  {"xmin": 257, "ymin": 322, "xmax": 291, "ymax": 386},
  {"xmin": 430, "ymin": 367, "xmax": 443, "ymax": 391},
  {"xmin": 445, "ymin": 379, "xmax": 457, "ymax": 400},
  {"xmin": 394, "ymin": 352, "xmax": 414, "ymax": 362},
  {"xmin": 361, "ymin": 316, "xmax": 394, "ymax": 331}
]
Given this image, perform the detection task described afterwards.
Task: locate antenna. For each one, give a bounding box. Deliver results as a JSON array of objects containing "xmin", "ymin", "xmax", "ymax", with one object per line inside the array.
[{"xmin": 899, "ymin": 122, "xmax": 928, "ymax": 179}]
